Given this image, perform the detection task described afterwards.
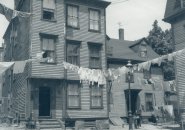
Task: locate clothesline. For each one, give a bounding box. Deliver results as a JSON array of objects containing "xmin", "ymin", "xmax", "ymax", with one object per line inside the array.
[
  {"xmin": 62, "ymin": 48, "xmax": 185, "ymax": 85},
  {"xmin": 0, "ymin": 2, "xmax": 32, "ymax": 22},
  {"xmin": 0, "ymin": 48, "xmax": 184, "ymax": 85}
]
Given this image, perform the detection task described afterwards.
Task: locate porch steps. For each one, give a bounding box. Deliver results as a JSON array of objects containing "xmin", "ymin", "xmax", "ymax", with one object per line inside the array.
[{"xmin": 39, "ymin": 119, "xmax": 62, "ymax": 130}]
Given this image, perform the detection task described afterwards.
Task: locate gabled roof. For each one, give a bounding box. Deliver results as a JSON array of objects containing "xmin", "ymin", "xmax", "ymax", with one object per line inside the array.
[
  {"xmin": 107, "ymin": 38, "xmax": 159, "ymax": 62},
  {"xmin": 163, "ymin": 0, "xmax": 185, "ymax": 23}
]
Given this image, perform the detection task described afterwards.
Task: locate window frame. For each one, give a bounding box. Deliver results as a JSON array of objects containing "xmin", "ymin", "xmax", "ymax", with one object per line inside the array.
[
  {"xmin": 145, "ymin": 93, "xmax": 154, "ymax": 112},
  {"xmin": 90, "ymin": 84, "xmax": 103, "ymax": 109},
  {"xmin": 181, "ymin": 0, "xmax": 185, "ymax": 8},
  {"xmin": 143, "ymin": 69, "xmax": 151, "ymax": 79},
  {"xmin": 40, "ymin": 33, "xmax": 57, "ymax": 64},
  {"xmin": 41, "ymin": 0, "xmax": 56, "ymax": 21},
  {"xmin": 88, "ymin": 8, "xmax": 101, "ymax": 32},
  {"xmin": 88, "ymin": 43, "xmax": 102, "ymax": 69},
  {"xmin": 67, "ymin": 81, "xmax": 81, "ymax": 109},
  {"xmin": 66, "ymin": 40, "xmax": 81, "ymax": 66},
  {"xmin": 66, "ymin": 4, "xmax": 79, "ymax": 29}
]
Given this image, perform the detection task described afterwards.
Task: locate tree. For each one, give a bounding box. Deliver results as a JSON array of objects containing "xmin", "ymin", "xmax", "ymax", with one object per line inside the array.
[
  {"xmin": 147, "ymin": 20, "xmax": 175, "ymax": 81},
  {"xmin": 147, "ymin": 20, "xmax": 174, "ymax": 55}
]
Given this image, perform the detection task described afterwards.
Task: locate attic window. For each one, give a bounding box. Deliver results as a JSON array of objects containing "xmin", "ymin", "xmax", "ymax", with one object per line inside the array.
[{"xmin": 139, "ymin": 44, "xmax": 147, "ymax": 58}]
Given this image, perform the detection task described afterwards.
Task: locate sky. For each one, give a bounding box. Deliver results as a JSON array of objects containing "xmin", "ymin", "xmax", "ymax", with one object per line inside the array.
[{"xmin": 0, "ymin": 0, "xmax": 170, "ymax": 43}]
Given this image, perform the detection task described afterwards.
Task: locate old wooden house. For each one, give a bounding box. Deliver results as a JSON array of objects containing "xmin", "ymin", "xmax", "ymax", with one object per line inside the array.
[
  {"xmin": 3, "ymin": 0, "xmax": 110, "ymax": 129},
  {"xmin": 163, "ymin": 0, "xmax": 185, "ymax": 122},
  {"xmin": 107, "ymin": 29, "xmax": 177, "ymax": 123}
]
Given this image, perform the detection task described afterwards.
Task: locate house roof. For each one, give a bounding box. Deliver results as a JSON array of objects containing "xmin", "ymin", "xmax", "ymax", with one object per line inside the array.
[
  {"xmin": 163, "ymin": 0, "xmax": 185, "ymax": 23},
  {"xmin": 107, "ymin": 38, "xmax": 159, "ymax": 62}
]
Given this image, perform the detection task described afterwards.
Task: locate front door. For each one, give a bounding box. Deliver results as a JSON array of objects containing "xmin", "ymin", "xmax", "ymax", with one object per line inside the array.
[
  {"xmin": 39, "ymin": 87, "xmax": 50, "ymax": 117},
  {"xmin": 124, "ymin": 89, "xmax": 141, "ymax": 115}
]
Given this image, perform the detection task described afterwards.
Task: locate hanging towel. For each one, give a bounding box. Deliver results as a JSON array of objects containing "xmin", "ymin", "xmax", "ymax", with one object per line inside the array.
[{"xmin": 13, "ymin": 61, "xmax": 27, "ymax": 74}]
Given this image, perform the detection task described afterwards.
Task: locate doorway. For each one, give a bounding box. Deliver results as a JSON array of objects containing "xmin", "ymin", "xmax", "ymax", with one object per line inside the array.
[
  {"xmin": 39, "ymin": 87, "xmax": 51, "ymax": 117},
  {"xmin": 124, "ymin": 89, "xmax": 141, "ymax": 115}
]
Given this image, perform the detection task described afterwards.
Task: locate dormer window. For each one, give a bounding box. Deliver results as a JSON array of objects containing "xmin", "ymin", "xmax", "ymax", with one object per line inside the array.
[{"xmin": 139, "ymin": 43, "xmax": 147, "ymax": 58}]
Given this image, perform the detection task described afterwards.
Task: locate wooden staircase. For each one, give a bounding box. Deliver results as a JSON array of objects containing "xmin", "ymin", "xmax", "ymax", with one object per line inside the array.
[{"xmin": 39, "ymin": 119, "xmax": 62, "ymax": 130}]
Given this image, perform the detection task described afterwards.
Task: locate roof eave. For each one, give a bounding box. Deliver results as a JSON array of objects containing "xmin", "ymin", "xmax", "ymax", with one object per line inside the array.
[{"xmin": 163, "ymin": 9, "xmax": 185, "ymax": 23}]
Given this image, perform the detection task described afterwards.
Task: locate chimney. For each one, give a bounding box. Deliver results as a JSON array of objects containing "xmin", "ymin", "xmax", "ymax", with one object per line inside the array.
[{"xmin": 119, "ymin": 28, "xmax": 124, "ymax": 40}]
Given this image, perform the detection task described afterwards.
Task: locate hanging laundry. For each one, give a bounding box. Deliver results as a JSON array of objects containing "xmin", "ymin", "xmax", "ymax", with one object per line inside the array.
[
  {"xmin": 151, "ymin": 58, "xmax": 159, "ymax": 65},
  {"xmin": 164, "ymin": 105, "xmax": 174, "ymax": 117},
  {"xmin": 167, "ymin": 53, "xmax": 174, "ymax": 61},
  {"xmin": 13, "ymin": 61, "xmax": 27, "ymax": 74},
  {"xmin": 169, "ymin": 80, "xmax": 176, "ymax": 91},
  {"xmin": 0, "ymin": 3, "xmax": 31, "ymax": 22},
  {"xmin": 118, "ymin": 66, "xmax": 127, "ymax": 75}
]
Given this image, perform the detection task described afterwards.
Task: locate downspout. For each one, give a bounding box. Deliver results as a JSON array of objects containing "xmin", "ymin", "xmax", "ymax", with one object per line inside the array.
[
  {"xmin": 62, "ymin": 0, "xmax": 67, "ymax": 128},
  {"xmin": 104, "ymin": 8, "xmax": 110, "ymax": 119}
]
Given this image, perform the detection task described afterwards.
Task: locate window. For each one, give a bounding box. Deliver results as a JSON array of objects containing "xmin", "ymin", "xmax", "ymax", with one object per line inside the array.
[
  {"xmin": 41, "ymin": 35, "xmax": 56, "ymax": 63},
  {"xmin": 90, "ymin": 84, "xmax": 103, "ymax": 109},
  {"xmin": 42, "ymin": 0, "xmax": 56, "ymax": 20},
  {"xmin": 67, "ymin": 5, "xmax": 79, "ymax": 28},
  {"xmin": 139, "ymin": 44, "xmax": 147, "ymax": 58},
  {"xmin": 67, "ymin": 41, "xmax": 80, "ymax": 66},
  {"xmin": 89, "ymin": 9, "xmax": 100, "ymax": 31},
  {"xmin": 143, "ymin": 69, "xmax": 151, "ymax": 79},
  {"xmin": 67, "ymin": 82, "xmax": 80, "ymax": 109},
  {"xmin": 145, "ymin": 93, "xmax": 153, "ymax": 112},
  {"xmin": 182, "ymin": 0, "xmax": 185, "ymax": 8},
  {"xmin": 88, "ymin": 44, "xmax": 101, "ymax": 69}
]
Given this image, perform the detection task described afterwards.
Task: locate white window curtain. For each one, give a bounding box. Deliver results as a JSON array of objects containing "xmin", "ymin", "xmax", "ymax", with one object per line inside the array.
[
  {"xmin": 67, "ymin": 6, "xmax": 78, "ymax": 27},
  {"xmin": 68, "ymin": 83, "xmax": 80, "ymax": 107},
  {"xmin": 42, "ymin": 38, "xmax": 55, "ymax": 51},
  {"xmin": 43, "ymin": 0, "xmax": 55, "ymax": 10},
  {"xmin": 90, "ymin": 10, "xmax": 99, "ymax": 30},
  {"xmin": 91, "ymin": 86, "xmax": 102, "ymax": 107}
]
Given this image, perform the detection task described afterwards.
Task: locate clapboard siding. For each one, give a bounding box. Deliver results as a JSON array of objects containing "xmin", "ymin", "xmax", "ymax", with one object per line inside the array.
[
  {"xmin": 66, "ymin": 2, "xmax": 106, "ymax": 80},
  {"xmin": 171, "ymin": 17, "xmax": 185, "ymax": 110},
  {"xmin": 10, "ymin": 63, "xmax": 30, "ymax": 119},
  {"xmin": 173, "ymin": 17, "xmax": 185, "ymax": 50},
  {"xmin": 66, "ymin": 82, "xmax": 108, "ymax": 118},
  {"xmin": 175, "ymin": 52, "xmax": 185, "ymax": 109},
  {"xmin": 31, "ymin": 0, "xmax": 65, "ymax": 79},
  {"xmin": 109, "ymin": 63, "xmax": 165, "ymax": 118}
]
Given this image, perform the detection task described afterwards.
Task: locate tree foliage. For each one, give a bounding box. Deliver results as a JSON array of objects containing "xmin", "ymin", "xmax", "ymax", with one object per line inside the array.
[
  {"xmin": 147, "ymin": 20, "xmax": 174, "ymax": 55},
  {"xmin": 147, "ymin": 20, "xmax": 175, "ymax": 81}
]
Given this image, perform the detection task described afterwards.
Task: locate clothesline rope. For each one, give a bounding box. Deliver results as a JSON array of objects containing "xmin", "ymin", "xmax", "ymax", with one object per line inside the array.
[
  {"xmin": 62, "ymin": 48, "xmax": 185, "ymax": 84},
  {"xmin": 0, "ymin": 2, "xmax": 32, "ymax": 22}
]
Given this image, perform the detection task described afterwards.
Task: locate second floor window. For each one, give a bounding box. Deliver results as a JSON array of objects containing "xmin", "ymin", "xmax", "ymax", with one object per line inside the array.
[
  {"xmin": 42, "ymin": 0, "xmax": 56, "ymax": 20},
  {"xmin": 41, "ymin": 36, "xmax": 56, "ymax": 63},
  {"xmin": 88, "ymin": 44, "xmax": 101, "ymax": 69},
  {"xmin": 89, "ymin": 9, "xmax": 100, "ymax": 31},
  {"xmin": 67, "ymin": 82, "xmax": 81, "ymax": 109},
  {"xmin": 143, "ymin": 69, "xmax": 151, "ymax": 79},
  {"xmin": 145, "ymin": 93, "xmax": 153, "ymax": 112},
  {"xmin": 90, "ymin": 84, "xmax": 103, "ymax": 109},
  {"xmin": 67, "ymin": 5, "xmax": 79, "ymax": 28},
  {"xmin": 67, "ymin": 41, "xmax": 80, "ymax": 66}
]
